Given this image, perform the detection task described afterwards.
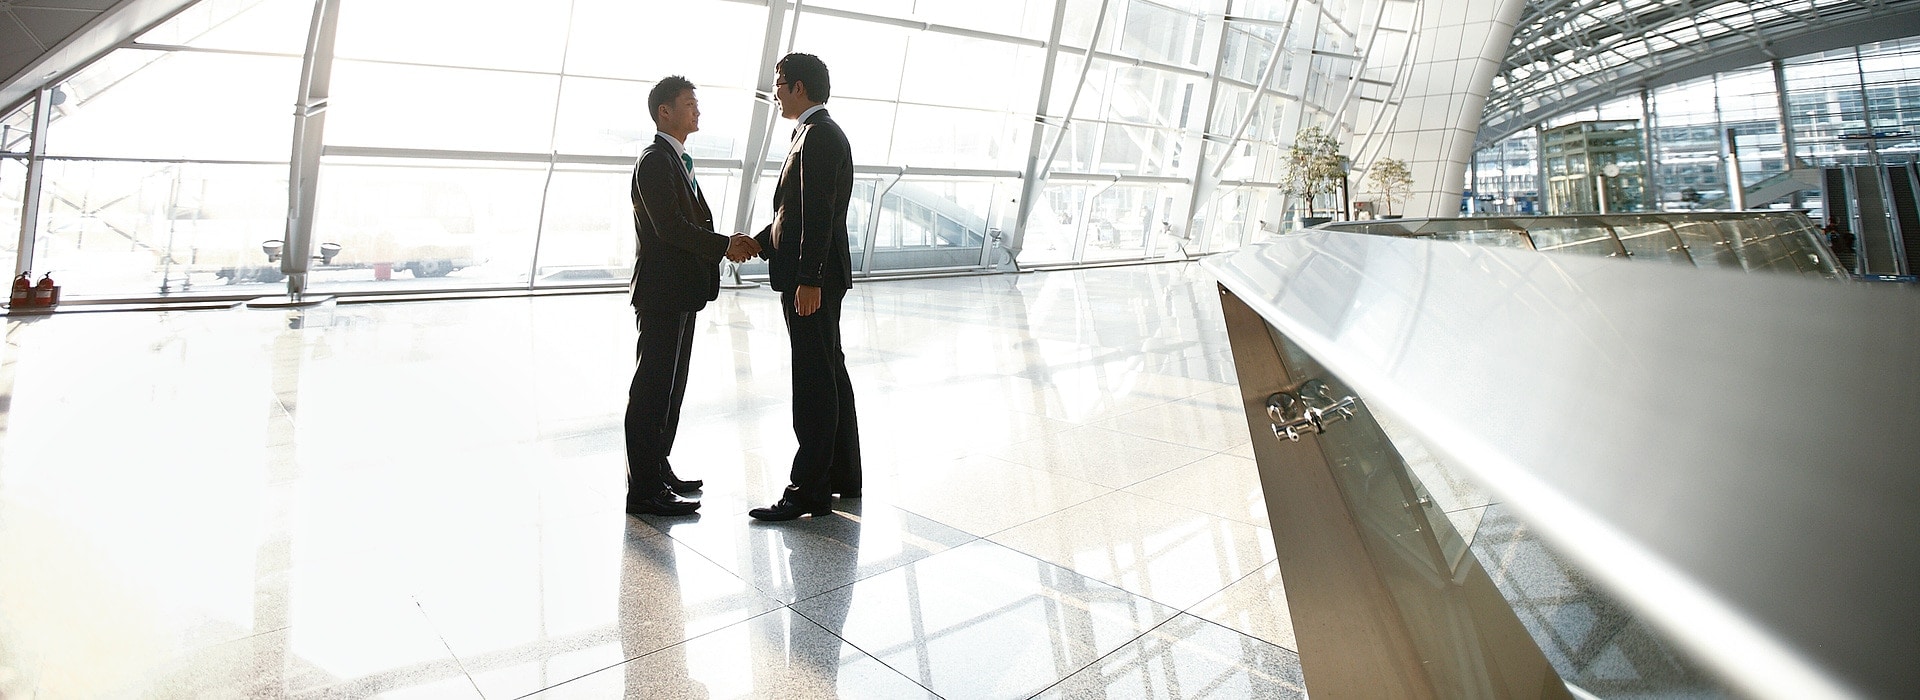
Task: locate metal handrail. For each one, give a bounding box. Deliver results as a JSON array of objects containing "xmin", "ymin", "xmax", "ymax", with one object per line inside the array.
[{"xmin": 1204, "ymin": 229, "xmax": 1918, "ymax": 699}]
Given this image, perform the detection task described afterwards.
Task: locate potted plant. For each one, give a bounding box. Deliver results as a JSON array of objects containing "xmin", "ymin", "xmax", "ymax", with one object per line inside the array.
[
  {"xmin": 1281, "ymin": 126, "xmax": 1348, "ymax": 228},
  {"xmin": 1367, "ymin": 157, "xmax": 1414, "ymax": 218}
]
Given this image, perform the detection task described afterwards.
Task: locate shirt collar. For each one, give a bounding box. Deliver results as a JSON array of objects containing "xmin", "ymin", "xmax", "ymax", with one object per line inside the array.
[
  {"xmin": 795, "ymin": 104, "xmax": 827, "ymax": 127},
  {"xmin": 655, "ymin": 131, "xmax": 687, "ymax": 160}
]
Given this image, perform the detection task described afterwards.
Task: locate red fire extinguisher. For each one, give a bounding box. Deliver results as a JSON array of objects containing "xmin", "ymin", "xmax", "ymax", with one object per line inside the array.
[
  {"xmin": 34, "ymin": 273, "xmax": 57, "ymax": 308},
  {"xmin": 10, "ymin": 272, "xmax": 30, "ymax": 309}
]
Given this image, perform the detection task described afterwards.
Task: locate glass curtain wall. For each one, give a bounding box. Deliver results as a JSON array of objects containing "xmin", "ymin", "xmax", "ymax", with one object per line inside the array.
[
  {"xmin": 2, "ymin": 104, "xmax": 29, "ymax": 271},
  {"xmin": 7, "ymin": 0, "xmax": 1403, "ymax": 300},
  {"xmin": 1473, "ymin": 36, "xmax": 1920, "ymax": 219}
]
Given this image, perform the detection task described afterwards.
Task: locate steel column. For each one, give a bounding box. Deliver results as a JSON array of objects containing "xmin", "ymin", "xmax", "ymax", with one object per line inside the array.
[
  {"xmin": 14, "ymin": 88, "xmax": 51, "ymax": 281},
  {"xmin": 281, "ymin": 0, "xmax": 341, "ymax": 299}
]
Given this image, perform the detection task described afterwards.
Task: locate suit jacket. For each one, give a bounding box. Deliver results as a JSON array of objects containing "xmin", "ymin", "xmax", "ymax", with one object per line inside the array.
[
  {"xmin": 754, "ymin": 109, "xmax": 855, "ymax": 292},
  {"xmin": 631, "ymin": 135, "xmax": 730, "ymax": 312}
]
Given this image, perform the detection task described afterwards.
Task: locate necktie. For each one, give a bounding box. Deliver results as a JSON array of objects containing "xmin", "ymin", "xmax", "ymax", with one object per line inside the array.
[{"xmin": 680, "ymin": 153, "xmax": 698, "ymax": 193}]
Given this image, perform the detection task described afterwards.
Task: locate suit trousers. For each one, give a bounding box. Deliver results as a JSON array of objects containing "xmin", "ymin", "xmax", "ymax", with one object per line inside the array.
[
  {"xmin": 625, "ymin": 309, "xmax": 697, "ymax": 500},
  {"xmin": 781, "ymin": 286, "xmax": 861, "ymax": 506}
]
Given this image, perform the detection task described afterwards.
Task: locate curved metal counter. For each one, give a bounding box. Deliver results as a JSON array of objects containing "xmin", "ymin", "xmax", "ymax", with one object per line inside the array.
[{"xmin": 1204, "ymin": 227, "xmax": 1917, "ymax": 699}]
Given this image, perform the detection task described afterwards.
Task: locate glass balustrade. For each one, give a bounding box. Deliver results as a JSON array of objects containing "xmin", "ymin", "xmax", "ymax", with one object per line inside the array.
[{"xmin": 1320, "ymin": 212, "xmax": 1846, "ymax": 280}]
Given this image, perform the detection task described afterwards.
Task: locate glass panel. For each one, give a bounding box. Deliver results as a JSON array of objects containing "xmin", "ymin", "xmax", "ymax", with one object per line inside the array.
[
  {"xmin": 915, "ymin": 0, "xmax": 1052, "ymax": 39},
  {"xmin": 1610, "ymin": 222, "xmax": 1692, "ymax": 264},
  {"xmin": 137, "ymin": 0, "xmax": 313, "ymax": 53},
  {"xmin": 566, "ymin": 0, "xmax": 768, "ymax": 86},
  {"xmin": 887, "ymin": 105, "xmax": 1026, "ymax": 171},
  {"xmin": 824, "ymin": 99, "xmax": 899, "ymax": 166},
  {"xmin": 327, "ymin": 61, "xmax": 559, "ymax": 154},
  {"xmin": 791, "ymin": 16, "xmax": 910, "ymax": 103},
  {"xmin": 1, "ymin": 158, "xmax": 23, "ymax": 268},
  {"xmin": 1667, "ymin": 219, "xmax": 1741, "ymax": 268},
  {"xmin": 1023, "ymin": 183, "xmax": 1089, "ymax": 264},
  {"xmin": 1198, "ymin": 185, "xmax": 1280, "ymax": 253},
  {"xmin": 308, "ymin": 158, "xmax": 546, "ymax": 292},
  {"xmin": 897, "ymin": 33, "xmax": 1043, "ymax": 114},
  {"xmin": 47, "ymin": 50, "xmax": 300, "ymax": 161},
  {"xmin": 33, "ymin": 161, "xmax": 288, "ymax": 298},
  {"xmin": 1082, "ymin": 183, "xmax": 1168, "ymax": 261},
  {"xmin": 1118, "ymin": 0, "xmax": 1202, "ymax": 67},
  {"xmin": 532, "ymin": 166, "xmax": 630, "ymax": 286},
  {"xmin": 552, "ymin": 79, "xmax": 753, "ymax": 160},
  {"xmin": 333, "ymin": 0, "xmax": 570, "ymax": 74},
  {"xmin": 1524, "ymin": 218, "xmax": 1623, "ymax": 257},
  {"xmin": 2, "ymin": 102, "xmax": 31, "ymax": 153},
  {"xmin": 870, "ymin": 179, "xmax": 993, "ymax": 271}
]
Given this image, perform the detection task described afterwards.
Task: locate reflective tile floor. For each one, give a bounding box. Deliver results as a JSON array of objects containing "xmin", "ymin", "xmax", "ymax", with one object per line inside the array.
[{"xmin": 0, "ymin": 263, "xmax": 1310, "ymax": 699}]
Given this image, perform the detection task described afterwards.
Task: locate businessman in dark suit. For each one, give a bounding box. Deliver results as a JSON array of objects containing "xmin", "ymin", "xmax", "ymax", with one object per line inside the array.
[
  {"xmin": 626, "ymin": 75, "xmax": 760, "ymax": 517},
  {"xmin": 749, "ymin": 53, "xmax": 863, "ymax": 521}
]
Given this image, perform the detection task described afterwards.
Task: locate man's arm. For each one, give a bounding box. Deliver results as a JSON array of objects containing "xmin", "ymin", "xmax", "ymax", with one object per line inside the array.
[
  {"xmin": 632, "ymin": 151, "xmax": 729, "ymax": 262},
  {"xmin": 753, "ymin": 224, "xmax": 774, "ymax": 261}
]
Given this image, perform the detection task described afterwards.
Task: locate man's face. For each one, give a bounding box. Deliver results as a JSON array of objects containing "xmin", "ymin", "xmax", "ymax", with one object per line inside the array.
[
  {"xmin": 659, "ymin": 89, "xmax": 700, "ymax": 136},
  {"xmin": 773, "ymin": 71, "xmax": 802, "ymax": 119}
]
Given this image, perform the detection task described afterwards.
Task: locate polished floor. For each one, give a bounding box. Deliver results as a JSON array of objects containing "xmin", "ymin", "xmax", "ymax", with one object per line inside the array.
[{"xmin": 0, "ymin": 263, "xmax": 1307, "ymax": 699}]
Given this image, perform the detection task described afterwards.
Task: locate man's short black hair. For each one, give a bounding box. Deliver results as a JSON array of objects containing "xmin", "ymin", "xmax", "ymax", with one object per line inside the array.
[
  {"xmin": 776, "ymin": 53, "xmax": 830, "ymax": 103},
  {"xmin": 648, "ymin": 75, "xmax": 695, "ymax": 125}
]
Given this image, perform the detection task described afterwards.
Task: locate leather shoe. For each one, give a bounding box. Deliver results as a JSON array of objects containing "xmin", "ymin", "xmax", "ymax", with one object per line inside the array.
[
  {"xmin": 661, "ymin": 460, "xmax": 702, "ymax": 494},
  {"xmin": 627, "ymin": 490, "xmax": 700, "ymax": 516},
  {"xmin": 749, "ymin": 498, "xmax": 831, "ymax": 521}
]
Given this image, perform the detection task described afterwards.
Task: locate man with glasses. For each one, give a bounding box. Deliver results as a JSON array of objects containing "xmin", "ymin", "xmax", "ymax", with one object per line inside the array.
[{"xmin": 748, "ymin": 54, "xmax": 863, "ymax": 521}]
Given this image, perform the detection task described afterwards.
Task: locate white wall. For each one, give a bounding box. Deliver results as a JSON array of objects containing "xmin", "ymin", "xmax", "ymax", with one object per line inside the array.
[{"xmin": 1388, "ymin": 0, "xmax": 1526, "ymax": 217}]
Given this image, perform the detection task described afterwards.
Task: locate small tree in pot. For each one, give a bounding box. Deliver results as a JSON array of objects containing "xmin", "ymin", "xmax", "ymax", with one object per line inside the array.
[
  {"xmin": 1367, "ymin": 157, "xmax": 1414, "ymax": 218},
  {"xmin": 1281, "ymin": 126, "xmax": 1348, "ymax": 226}
]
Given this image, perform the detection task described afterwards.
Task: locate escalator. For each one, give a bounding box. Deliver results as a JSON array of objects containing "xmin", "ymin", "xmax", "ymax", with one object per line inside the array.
[
  {"xmin": 1894, "ymin": 163, "xmax": 1920, "ymax": 275},
  {"xmin": 1833, "ymin": 165, "xmax": 1914, "ymax": 276}
]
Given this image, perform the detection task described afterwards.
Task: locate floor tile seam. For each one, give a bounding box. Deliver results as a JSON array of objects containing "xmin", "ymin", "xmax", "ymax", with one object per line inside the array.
[
  {"xmin": 1177, "ymin": 558, "xmax": 1301, "ymax": 655},
  {"xmin": 1444, "ymin": 501, "xmax": 1502, "ymax": 514},
  {"xmin": 765, "ymin": 527, "xmax": 990, "ymax": 610},
  {"xmin": 781, "ymin": 602, "xmax": 950, "ymax": 700},
  {"xmin": 501, "ymin": 606, "xmax": 795, "ymax": 700},
  {"xmin": 1116, "ymin": 479, "xmax": 1271, "ymax": 531},
  {"xmin": 1088, "ymin": 445, "xmax": 1227, "ymax": 493},
  {"xmin": 1018, "ymin": 611, "xmax": 1189, "ymax": 700},
  {"xmin": 893, "ymin": 476, "xmax": 1114, "ymax": 542},
  {"xmin": 981, "ymin": 490, "xmax": 1283, "ymax": 617},
  {"xmin": 411, "ymin": 594, "xmax": 490, "ymax": 699},
  {"xmin": 976, "ymin": 521, "xmax": 1226, "ymax": 616}
]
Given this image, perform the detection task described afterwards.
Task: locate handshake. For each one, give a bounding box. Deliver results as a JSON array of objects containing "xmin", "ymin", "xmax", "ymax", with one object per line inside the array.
[{"xmin": 726, "ymin": 233, "xmax": 762, "ymax": 263}]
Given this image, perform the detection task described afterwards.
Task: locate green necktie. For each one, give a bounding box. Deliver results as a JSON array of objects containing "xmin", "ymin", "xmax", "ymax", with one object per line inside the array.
[{"xmin": 680, "ymin": 153, "xmax": 698, "ymax": 193}]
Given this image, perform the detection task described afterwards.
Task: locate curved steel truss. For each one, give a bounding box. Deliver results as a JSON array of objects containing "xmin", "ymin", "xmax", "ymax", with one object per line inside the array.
[{"xmin": 1479, "ymin": 0, "xmax": 1920, "ymax": 149}]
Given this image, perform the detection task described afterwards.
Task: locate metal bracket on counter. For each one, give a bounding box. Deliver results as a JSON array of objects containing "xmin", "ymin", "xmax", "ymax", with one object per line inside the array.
[{"xmin": 1266, "ymin": 380, "xmax": 1358, "ymax": 442}]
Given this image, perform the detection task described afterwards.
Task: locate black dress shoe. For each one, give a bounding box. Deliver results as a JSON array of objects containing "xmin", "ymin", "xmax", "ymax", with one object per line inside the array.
[
  {"xmin": 749, "ymin": 498, "xmax": 831, "ymax": 521},
  {"xmin": 662, "ymin": 461, "xmax": 703, "ymax": 494},
  {"xmin": 627, "ymin": 490, "xmax": 700, "ymax": 516}
]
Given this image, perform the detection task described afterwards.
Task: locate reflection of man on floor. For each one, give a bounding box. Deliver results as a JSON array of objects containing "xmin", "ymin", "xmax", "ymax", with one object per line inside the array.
[
  {"xmin": 774, "ymin": 512, "xmax": 861, "ymax": 691},
  {"xmin": 620, "ymin": 527, "xmax": 706, "ymax": 698},
  {"xmin": 625, "ymin": 75, "xmax": 760, "ymax": 517}
]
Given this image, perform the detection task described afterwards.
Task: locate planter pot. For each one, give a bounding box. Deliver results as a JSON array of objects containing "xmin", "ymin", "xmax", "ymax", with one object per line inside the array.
[
  {"xmin": 1299, "ymin": 216, "xmax": 1334, "ymax": 228},
  {"xmin": 1382, "ymin": 214, "xmax": 1403, "ymax": 219}
]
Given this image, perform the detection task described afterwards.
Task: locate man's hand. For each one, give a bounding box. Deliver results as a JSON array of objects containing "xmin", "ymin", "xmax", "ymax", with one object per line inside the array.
[
  {"xmin": 794, "ymin": 284, "xmax": 821, "ymax": 317},
  {"xmin": 725, "ymin": 234, "xmax": 760, "ymax": 263}
]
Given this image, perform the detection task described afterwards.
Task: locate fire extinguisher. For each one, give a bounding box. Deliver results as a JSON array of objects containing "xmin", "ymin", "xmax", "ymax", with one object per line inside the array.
[
  {"xmin": 10, "ymin": 272, "xmax": 29, "ymax": 308},
  {"xmin": 34, "ymin": 273, "xmax": 57, "ymax": 308}
]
